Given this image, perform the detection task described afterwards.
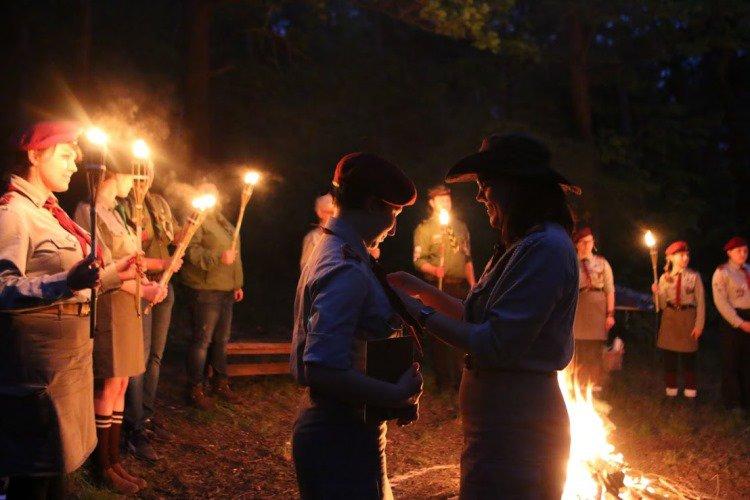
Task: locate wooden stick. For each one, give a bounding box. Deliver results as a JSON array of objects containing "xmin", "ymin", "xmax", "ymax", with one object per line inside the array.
[{"xmin": 230, "ymin": 184, "xmax": 254, "ymax": 254}]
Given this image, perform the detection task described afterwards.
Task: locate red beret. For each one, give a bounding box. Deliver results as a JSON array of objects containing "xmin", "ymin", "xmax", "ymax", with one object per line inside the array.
[
  {"xmin": 17, "ymin": 121, "xmax": 81, "ymax": 151},
  {"xmin": 572, "ymin": 227, "xmax": 593, "ymax": 243},
  {"xmin": 332, "ymin": 152, "xmax": 416, "ymax": 207},
  {"xmin": 665, "ymin": 240, "xmax": 689, "ymax": 256},
  {"xmin": 724, "ymin": 236, "xmax": 748, "ymax": 252}
]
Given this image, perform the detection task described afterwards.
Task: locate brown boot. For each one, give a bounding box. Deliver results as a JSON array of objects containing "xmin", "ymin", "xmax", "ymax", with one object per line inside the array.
[
  {"xmin": 212, "ymin": 377, "xmax": 241, "ymax": 404},
  {"xmin": 103, "ymin": 466, "xmax": 141, "ymax": 495},
  {"xmin": 187, "ymin": 384, "xmax": 214, "ymax": 409},
  {"xmin": 111, "ymin": 462, "xmax": 148, "ymax": 490}
]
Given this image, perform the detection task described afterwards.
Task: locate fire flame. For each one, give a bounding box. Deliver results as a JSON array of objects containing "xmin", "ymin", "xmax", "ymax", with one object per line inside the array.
[
  {"xmin": 644, "ymin": 230, "xmax": 656, "ymax": 249},
  {"xmin": 438, "ymin": 208, "xmax": 451, "ymax": 226},
  {"xmin": 191, "ymin": 194, "xmax": 217, "ymax": 211},
  {"xmin": 132, "ymin": 139, "xmax": 150, "ymax": 160},
  {"xmin": 86, "ymin": 127, "xmax": 108, "ymax": 146},
  {"xmin": 244, "ymin": 171, "xmax": 261, "ymax": 185}
]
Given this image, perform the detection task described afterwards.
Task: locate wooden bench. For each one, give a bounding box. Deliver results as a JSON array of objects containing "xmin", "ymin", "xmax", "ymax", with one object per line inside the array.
[{"xmin": 226, "ymin": 341, "xmax": 292, "ymax": 377}]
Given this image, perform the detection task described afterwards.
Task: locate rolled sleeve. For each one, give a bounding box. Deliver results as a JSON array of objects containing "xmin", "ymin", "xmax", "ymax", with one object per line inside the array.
[
  {"xmin": 303, "ymin": 264, "xmax": 368, "ymax": 370},
  {"xmin": 468, "ymin": 239, "xmax": 567, "ymax": 367}
]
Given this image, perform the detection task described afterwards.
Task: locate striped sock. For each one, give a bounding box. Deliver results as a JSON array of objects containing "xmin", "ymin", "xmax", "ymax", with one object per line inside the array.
[
  {"xmin": 95, "ymin": 413, "xmax": 112, "ymax": 429},
  {"xmin": 94, "ymin": 414, "xmax": 112, "ymax": 471},
  {"xmin": 110, "ymin": 411, "xmax": 125, "ymax": 465}
]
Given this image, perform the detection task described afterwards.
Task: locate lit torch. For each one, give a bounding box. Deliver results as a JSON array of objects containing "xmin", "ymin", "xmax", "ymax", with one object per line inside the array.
[
  {"xmin": 144, "ymin": 193, "xmax": 217, "ymax": 314},
  {"xmin": 131, "ymin": 139, "xmax": 151, "ymax": 317},
  {"xmin": 644, "ymin": 230, "xmax": 659, "ymax": 313},
  {"xmin": 437, "ymin": 208, "xmax": 451, "ymax": 291},
  {"xmin": 84, "ymin": 126, "xmax": 108, "ymax": 338},
  {"xmin": 229, "ymin": 170, "xmax": 261, "ymax": 254}
]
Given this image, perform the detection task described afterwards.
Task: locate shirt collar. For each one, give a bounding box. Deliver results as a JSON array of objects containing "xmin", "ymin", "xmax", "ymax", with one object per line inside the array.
[
  {"xmin": 9, "ymin": 174, "xmax": 54, "ymax": 207},
  {"xmin": 728, "ymin": 261, "xmax": 745, "ymax": 271},
  {"xmin": 325, "ymin": 217, "xmax": 370, "ymax": 262}
]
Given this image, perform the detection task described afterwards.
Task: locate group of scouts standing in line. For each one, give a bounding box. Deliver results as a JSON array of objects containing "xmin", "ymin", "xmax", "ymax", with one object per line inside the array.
[{"xmin": 0, "ymin": 121, "xmax": 246, "ymax": 498}]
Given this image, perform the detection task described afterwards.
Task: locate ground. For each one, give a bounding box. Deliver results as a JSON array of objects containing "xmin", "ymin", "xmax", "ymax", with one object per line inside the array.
[{"xmin": 71, "ymin": 326, "xmax": 750, "ymax": 499}]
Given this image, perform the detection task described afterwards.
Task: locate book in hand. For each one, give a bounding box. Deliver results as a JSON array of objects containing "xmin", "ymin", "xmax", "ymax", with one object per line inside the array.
[{"xmin": 364, "ymin": 336, "xmax": 415, "ymax": 424}]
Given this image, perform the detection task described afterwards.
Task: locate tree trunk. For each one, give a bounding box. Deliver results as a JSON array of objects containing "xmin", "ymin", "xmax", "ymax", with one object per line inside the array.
[
  {"xmin": 566, "ymin": 8, "xmax": 593, "ymax": 141},
  {"xmin": 185, "ymin": 0, "xmax": 212, "ymax": 161}
]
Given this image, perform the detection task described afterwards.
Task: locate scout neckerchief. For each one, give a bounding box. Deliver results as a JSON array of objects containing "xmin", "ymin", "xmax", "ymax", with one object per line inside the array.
[
  {"xmin": 674, "ymin": 270, "xmax": 682, "ymax": 306},
  {"xmin": 45, "ymin": 196, "xmax": 104, "ymax": 265},
  {"xmin": 580, "ymin": 257, "xmax": 593, "ymax": 289}
]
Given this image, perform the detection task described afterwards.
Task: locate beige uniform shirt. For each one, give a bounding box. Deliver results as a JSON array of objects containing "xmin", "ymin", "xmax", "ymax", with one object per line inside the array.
[
  {"xmin": 577, "ymin": 255, "xmax": 614, "ymax": 293},
  {"xmin": 0, "ymin": 176, "xmax": 120, "ymax": 310},
  {"xmin": 712, "ymin": 262, "xmax": 750, "ymax": 327},
  {"xmin": 74, "ymin": 202, "xmax": 139, "ymax": 261},
  {"xmin": 300, "ymin": 226, "xmax": 324, "ymax": 270},
  {"xmin": 657, "ymin": 268, "xmax": 706, "ymax": 330}
]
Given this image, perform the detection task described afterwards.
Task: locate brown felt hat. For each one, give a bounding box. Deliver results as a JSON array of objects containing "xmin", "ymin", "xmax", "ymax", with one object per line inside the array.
[{"xmin": 332, "ymin": 152, "xmax": 416, "ymax": 207}]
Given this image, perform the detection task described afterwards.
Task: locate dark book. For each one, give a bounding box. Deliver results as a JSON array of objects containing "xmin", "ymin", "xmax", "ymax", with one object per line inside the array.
[{"xmin": 364, "ymin": 336, "xmax": 414, "ymax": 424}]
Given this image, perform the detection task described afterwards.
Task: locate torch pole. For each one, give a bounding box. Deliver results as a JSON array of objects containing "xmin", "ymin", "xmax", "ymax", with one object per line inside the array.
[
  {"xmin": 438, "ymin": 235, "xmax": 446, "ymax": 291},
  {"xmin": 85, "ymin": 163, "xmax": 106, "ymax": 339},
  {"xmin": 230, "ymin": 185, "xmax": 253, "ymax": 254},
  {"xmin": 132, "ymin": 162, "xmax": 148, "ymax": 317},
  {"xmin": 650, "ymin": 247, "xmax": 659, "ymax": 313}
]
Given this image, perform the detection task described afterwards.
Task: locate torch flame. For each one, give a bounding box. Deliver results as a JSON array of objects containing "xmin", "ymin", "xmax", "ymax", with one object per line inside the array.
[
  {"xmin": 132, "ymin": 139, "xmax": 150, "ymax": 160},
  {"xmin": 644, "ymin": 230, "xmax": 656, "ymax": 248},
  {"xmin": 438, "ymin": 208, "xmax": 451, "ymax": 226},
  {"xmin": 86, "ymin": 127, "xmax": 108, "ymax": 146},
  {"xmin": 191, "ymin": 194, "xmax": 218, "ymax": 211},
  {"xmin": 244, "ymin": 171, "xmax": 261, "ymax": 185}
]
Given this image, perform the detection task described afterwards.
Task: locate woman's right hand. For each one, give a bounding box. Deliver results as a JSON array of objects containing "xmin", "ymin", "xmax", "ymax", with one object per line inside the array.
[
  {"xmin": 388, "ymin": 271, "xmax": 428, "ymax": 297},
  {"xmin": 651, "ymin": 282, "xmax": 658, "ymax": 294},
  {"xmin": 114, "ymin": 253, "xmax": 138, "ymax": 282},
  {"xmin": 66, "ymin": 254, "xmax": 100, "ymax": 291},
  {"xmin": 394, "ymin": 362, "xmax": 423, "ymax": 405},
  {"xmin": 141, "ymin": 282, "xmax": 168, "ymax": 304}
]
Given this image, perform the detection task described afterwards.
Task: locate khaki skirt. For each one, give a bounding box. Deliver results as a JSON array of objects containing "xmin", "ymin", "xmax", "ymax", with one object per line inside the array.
[
  {"xmin": 657, "ymin": 307, "xmax": 698, "ymax": 353},
  {"xmin": 0, "ymin": 312, "xmax": 96, "ymax": 475},
  {"xmin": 93, "ymin": 290, "xmax": 145, "ymax": 378},
  {"xmin": 573, "ymin": 290, "xmax": 607, "ymax": 341}
]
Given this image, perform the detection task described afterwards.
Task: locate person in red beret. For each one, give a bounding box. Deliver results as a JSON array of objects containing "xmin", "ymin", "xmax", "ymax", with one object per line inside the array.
[
  {"xmin": 651, "ymin": 241, "xmax": 705, "ymax": 399},
  {"xmin": 711, "ymin": 236, "xmax": 750, "ymax": 413},
  {"xmin": 570, "ymin": 227, "xmax": 615, "ymax": 392},
  {"xmin": 290, "ymin": 152, "xmax": 423, "ymax": 499},
  {"xmin": 0, "ymin": 121, "xmax": 137, "ymax": 497}
]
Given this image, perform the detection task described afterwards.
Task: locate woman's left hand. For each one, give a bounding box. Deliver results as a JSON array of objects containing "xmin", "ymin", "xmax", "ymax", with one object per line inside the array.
[
  {"xmin": 691, "ymin": 327, "xmax": 702, "ymax": 339},
  {"xmin": 605, "ymin": 315, "xmax": 616, "ymax": 332}
]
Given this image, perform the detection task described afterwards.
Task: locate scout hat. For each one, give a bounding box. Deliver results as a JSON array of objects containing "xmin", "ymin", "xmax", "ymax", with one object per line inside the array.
[
  {"xmin": 572, "ymin": 227, "xmax": 593, "ymax": 243},
  {"xmin": 445, "ymin": 133, "xmax": 579, "ymax": 194},
  {"xmin": 724, "ymin": 236, "xmax": 748, "ymax": 252},
  {"xmin": 17, "ymin": 121, "xmax": 81, "ymax": 151},
  {"xmin": 332, "ymin": 152, "xmax": 416, "ymax": 207},
  {"xmin": 665, "ymin": 241, "xmax": 689, "ymax": 256}
]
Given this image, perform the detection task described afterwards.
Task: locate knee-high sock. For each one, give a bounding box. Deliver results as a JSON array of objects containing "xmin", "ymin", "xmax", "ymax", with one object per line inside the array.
[
  {"xmin": 110, "ymin": 410, "xmax": 124, "ymax": 465},
  {"xmin": 95, "ymin": 414, "xmax": 113, "ymax": 471}
]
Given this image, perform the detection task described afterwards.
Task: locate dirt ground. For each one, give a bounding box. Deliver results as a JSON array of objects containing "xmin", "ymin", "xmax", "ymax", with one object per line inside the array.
[{"xmin": 71, "ymin": 332, "xmax": 750, "ymax": 499}]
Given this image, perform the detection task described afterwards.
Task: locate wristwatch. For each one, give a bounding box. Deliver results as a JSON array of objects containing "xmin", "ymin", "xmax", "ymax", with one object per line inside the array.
[{"xmin": 418, "ymin": 305, "xmax": 437, "ymax": 328}]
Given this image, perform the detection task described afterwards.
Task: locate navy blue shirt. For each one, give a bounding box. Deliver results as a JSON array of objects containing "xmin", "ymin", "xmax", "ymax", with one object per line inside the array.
[
  {"xmin": 464, "ymin": 223, "xmax": 578, "ymax": 372},
  {"xmin": 291, "ymin": 217, "xmax": 402, "ymax": 386}
]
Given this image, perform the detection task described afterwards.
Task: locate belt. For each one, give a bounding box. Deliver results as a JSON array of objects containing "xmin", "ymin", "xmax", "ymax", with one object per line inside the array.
[
  {"xmin": 26, "ymin": 303, "xmax": 91, "ymax": 317},
  {"xmin": 666, "ymin": 303, "xmax": 696, "ymax": 310},
  {"xmin": 426, "ymin": 276, "xmax": 466, "ymax": 286},
  {"xmin": 579, "ymin": 287, "xmax": 604, "ymax": 292}
]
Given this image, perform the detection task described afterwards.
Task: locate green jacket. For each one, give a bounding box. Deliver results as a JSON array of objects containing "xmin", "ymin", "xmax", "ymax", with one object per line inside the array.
[
  {"xmin": 413, "ymin": 215, "xmax": 472, "ymax": 281},
  {"xmin": 181, "ymin": 211, "xmax": 244, "ymax": 291}
]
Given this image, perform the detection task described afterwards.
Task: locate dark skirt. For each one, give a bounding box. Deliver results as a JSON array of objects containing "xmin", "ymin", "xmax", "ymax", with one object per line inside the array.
[
  {"xmin": 292, "ymin": 399, "xmax": 391, "ymax": 500},
  {"xmin": 459, "ymin": 368, "xmax": 570, "ymax": 500}
]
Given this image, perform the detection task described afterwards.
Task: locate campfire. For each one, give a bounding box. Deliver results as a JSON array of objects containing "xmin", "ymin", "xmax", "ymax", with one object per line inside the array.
[{"xmin": 559, "ymin": 370, "xmax": 705, "ymax": 499}]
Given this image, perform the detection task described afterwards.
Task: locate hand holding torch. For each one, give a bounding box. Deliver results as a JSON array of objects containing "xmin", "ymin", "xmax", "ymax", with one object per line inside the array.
[
  {"xmin": 644, "ymin": 230, "xmax": 659, "ymax": 313},
  {"xmin": 230, "ymin": 171, "xmax": 260, "ymax": 255},
  {"xmin": 131, "ymin": 139, "xmax": 151, "ymax": 317},
  {"xmin": 438, "ymin": 209, "xmax": 450, "ymax": 291},
  {"xmin": 84, "ymin": 127, "xmax": 108, "ymax": 338}
]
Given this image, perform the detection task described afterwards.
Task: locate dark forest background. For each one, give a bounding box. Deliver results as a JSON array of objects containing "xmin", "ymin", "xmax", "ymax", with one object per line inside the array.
[{"xmin": 0, "ymin": 0, "xmax": 747, "ymax": 331}]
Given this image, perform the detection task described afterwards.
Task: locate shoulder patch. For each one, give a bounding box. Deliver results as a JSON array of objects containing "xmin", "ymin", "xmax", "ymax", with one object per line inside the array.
[{"xmin": 341, "ymin": 243, "xmax": 362, "ymax": 263}]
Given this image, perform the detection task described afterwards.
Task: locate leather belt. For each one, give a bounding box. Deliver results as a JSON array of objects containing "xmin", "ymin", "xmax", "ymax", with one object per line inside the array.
[
  {"xmin": 27, "ymin": 303, "xmax": 91, "ymax": 317},
  {"xmin": 579, "ymin": 287, "xmax": 604, "ymax": 292},
  {"xmin": 666, "ymin": 303, "xmax": 696, "ymax": 310}
]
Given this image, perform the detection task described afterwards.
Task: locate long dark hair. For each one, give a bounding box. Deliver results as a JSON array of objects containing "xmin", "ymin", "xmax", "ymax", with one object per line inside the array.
[{"xmin": 484, "ymin": 175, "xmax": 574, "ymax": 246}]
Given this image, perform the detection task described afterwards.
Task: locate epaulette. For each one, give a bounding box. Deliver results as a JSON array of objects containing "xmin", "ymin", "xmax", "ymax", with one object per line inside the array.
[{"xmin": 341, "ymin": 243, "xmax": 362, "ymax": 263}]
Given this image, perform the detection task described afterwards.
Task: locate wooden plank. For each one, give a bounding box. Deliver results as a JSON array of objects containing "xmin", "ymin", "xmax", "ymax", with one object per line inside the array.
[
  {"xmin": 226, "ymin": 342, "xmax": 291, "ymax": 355},
  {"xmin": 227, "ymin": 362, "xmax": 290, "ymax": 377}
]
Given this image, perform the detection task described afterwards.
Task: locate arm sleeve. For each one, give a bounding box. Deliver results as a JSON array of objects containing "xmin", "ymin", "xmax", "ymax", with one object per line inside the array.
[
  {"xmin": 185, "ymin": 225, "xmax": 221, "ymax": 271},
  {"xmin": 466, "ymin": 238, "xmax": 570, "ymax": 367},
  {"xmin": 657, "ymin": 273, "xmax": 669, "ymax": 310},
  {"xmin": 694, "ymin": 272, "xmax": 706, "ymax": 331},
  {"xmin": 603, "ymin": 259, "xmax": 615, "ymax": 294},
  {"xmin": 300, "ymin": 232, "xmax": 314, "ymax": 270},
  {"xmin": 303, "ymin": 264, "xmax": 369, "ymax": 370},
  {"xmin": 0, "ymin": 207, "xmax": 73, "ymax": 309},
  {"xmin": 461, "ymin": 223, "xmax": 472, "ymax": 263},
  {"xmin": 712, "ymin": 268, "xmax": 744, "ymax": 328},
  {"xmin": 413, "ymin": 224, "xmax": 431, "ymax": 270}
]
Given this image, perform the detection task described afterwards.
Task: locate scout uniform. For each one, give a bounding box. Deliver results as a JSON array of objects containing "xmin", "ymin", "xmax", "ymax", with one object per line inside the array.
[
  {"xmin": 300, "ymin": 193, "xmax": 335, "ymax": 270},
  {"xmin": 75, "ymin": 200, "xmax": 145, "ymax": 378},
  {"xmin": 443, "ymin": 133, "xmax": 578, "ymax": 499},
  {"xmin": 0, "ymin": 122, "xmax": 122, "ymax": 479},
  {"xmin": 656, "ymin": 241, "xmax": 705, "ymax": 398},
  {"xmin": 291, "ymin": 152, "xmax": 417, "ymax": 500},
  {"xmin": 571, "ymin": 227, "xmax": 614, "ymax": 389},
  {"xmin": 181, "ymin": 209, "xmax": 243, "ymax": 403},
  {"xmin": 300, "ymin": 226, "xmax": 324, "ymax": 270},
  {"xmin": 711, "ymin": 236, "xmax": 750, "ymax": 410},
  {"xmin": 413, "ymin": 186, "xmax": 473, "ymax": 390}
]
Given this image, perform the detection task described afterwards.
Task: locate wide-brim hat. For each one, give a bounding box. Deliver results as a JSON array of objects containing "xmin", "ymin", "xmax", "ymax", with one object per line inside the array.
[
  {"xmin": 445, "ymin": 133, "xmax": 579, "ymax": 194},
  {"xmin": 332, "ymin": 152, "xmax": 416, "ymax": 207}
]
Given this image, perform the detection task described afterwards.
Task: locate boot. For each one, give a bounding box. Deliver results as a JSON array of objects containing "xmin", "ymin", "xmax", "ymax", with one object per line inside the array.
[
  {"xmin": 187, "ymin": 384, "xmax": 214, "ymax": 409},
  {"xmin": 212, "ymin": 377, "xmax": 241, "ymax": 404},
  {"xmin": 109, "ymin": 412, "xmax": 148, "ymax": 489},
  {"xmin": 102, "ymin": 466, "xmax": 141, "ymax": 495}
]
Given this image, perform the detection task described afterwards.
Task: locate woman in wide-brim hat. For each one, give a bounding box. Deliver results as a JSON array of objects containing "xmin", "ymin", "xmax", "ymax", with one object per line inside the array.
[{"xmin": 389, "ymin": 133, "xmax": 579, "ymax": 499}]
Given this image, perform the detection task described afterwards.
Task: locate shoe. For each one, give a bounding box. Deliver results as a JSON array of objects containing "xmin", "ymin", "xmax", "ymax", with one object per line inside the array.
[
  {"xmin": 212, "ymin": 377, "xmax": 241, "ymax": 404},
  {"xmin": 103, "ymin": 466, "xmax": 140, "ymax": 495},
  {"xmin": 665, "ymin": 387, "xmax": 678, "ymax": 397},
  {"xmin": 111, "ymin": 462, "xmax": 148, "ymax": 490},
  {"xmin": 127, "ymin": 430, "xmax": 160, "ymax": 462},
  {"xmin": 187, "ymin": 384, "xmax": 214, "ymax": 410},
  {"xmin": 144, "ymin": 417, "xmax": 175, "ymax": 442},
  {"xmin": 683, "ymin": 388, "xmax": 697, "ymax": 399}
]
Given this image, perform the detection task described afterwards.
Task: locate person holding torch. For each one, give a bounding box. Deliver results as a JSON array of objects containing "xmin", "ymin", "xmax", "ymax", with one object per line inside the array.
[
  {"xmin": 182, "ymin": 181, "xmax": 244, "ymax": 409},
  {"xmin": 413, "ymin": 184, "xmax": 475, "ymax": 392},
  {"xmin": 0, "ymin": 121, "xmax": 135, "ymax": 498}
]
